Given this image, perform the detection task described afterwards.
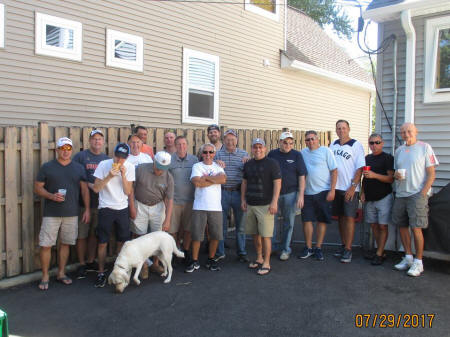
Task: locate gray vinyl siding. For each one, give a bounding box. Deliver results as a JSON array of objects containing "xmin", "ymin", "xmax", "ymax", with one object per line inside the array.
[
  {"xmin": 0, "ymin": 0, "xmax": 371, "ymax": 146},
  {"xmin": 375, "ymin": 12, "xmax": 450, "ymax": 190}
]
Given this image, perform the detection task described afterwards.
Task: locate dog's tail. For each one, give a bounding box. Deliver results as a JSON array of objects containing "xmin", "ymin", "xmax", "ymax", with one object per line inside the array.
[{"xmin": 172, "ymin": 239, "xmax": 185, "ymax": 258}]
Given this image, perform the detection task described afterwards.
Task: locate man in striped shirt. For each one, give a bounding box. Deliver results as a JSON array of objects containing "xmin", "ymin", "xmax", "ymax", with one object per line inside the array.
[{"xmin": 215, "ymin": 129, "xmax": 250, "ymax": 262}]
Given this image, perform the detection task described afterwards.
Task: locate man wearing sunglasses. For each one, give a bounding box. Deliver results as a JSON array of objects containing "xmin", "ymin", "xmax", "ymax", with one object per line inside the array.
[
  {"xmin": 187, "ymin": 143, "xmax": 226, "ymax": 272},
  {"xmin": 299, "ymin": 131, "xmax": 337, "ymax": 261},
  {"xmin": 268, "ymin": 131, "xmax": 307, "ymax": 261},
  {"xmin": 35, "ymin": 137, "xmax": 90, "ymax": 290},
  {"xmin": 360, "ymin": 133, "xmax": 394, "ymax": 266}
]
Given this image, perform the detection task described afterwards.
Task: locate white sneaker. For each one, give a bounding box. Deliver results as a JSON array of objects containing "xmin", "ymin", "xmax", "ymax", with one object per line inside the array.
[
  {"xmin": 407, "ymin": 261, "xmax": 424, "ymax": 277},
  {"xmin": 394, "ymin": 257, "xmax": 413, "ymax": 271},
  {"xmin": 279, "ymin": 252, "xmax": 290, "ymax": 261}
]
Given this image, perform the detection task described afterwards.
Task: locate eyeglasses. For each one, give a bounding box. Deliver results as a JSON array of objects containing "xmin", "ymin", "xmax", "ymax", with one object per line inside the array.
[
  {"xmin": 59, "ymin": 145, "xmax": 73, "ymax": 151},
  {"xmin": 369, "ymin": 141, "xmax": 382, "ymax": 145},
  {"xmin": 305, "ymin": 138, "xmax": 315, "ymax": 142},
  {"xmin": 202, "ymin": 151, "xmax": 215, "ymax": 154},
  {"xmin": 283, "ymin": 141, "xmax": 294, "ymax": 145}
]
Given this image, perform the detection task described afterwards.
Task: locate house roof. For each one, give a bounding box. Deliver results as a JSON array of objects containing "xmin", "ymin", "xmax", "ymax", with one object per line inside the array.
[
  {"xmin": 366, "ymin": 0, "xmax": 405, "ymax": 11},
  {"xmin": 285, "ymin": 6, "xmax": 373, "ymax": 87}
]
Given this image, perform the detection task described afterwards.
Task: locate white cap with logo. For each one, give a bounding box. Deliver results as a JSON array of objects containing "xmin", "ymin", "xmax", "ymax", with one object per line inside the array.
[
  {"xmin": 280, "ymin": 131, "xmax": 294, "ymax": 140},
  {"xmin": 57, "ymin": 137, "xmax": 73, "ymax": 148},
  {"xmin": 154, "ymin": 151, "xmax": 171, "ymax": 170}
]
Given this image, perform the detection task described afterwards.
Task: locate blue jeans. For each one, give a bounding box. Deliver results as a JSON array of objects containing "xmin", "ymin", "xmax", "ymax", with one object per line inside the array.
[
  {"xmin": 272, "ymin": 191, "xmax": 297, "ymax": 255},
  {"xmin": 217, "ymin": 190, "xmax": 247, "ymax": 256}
]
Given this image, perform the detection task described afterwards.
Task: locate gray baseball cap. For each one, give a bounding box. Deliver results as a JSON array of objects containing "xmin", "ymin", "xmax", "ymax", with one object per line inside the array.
[{"xmin": 251, "ymin": 138, "xmax": 265, "ymax": 146}]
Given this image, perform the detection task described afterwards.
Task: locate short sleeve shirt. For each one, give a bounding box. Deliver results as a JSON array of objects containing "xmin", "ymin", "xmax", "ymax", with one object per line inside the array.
[
  {"xmin": 169, "ymin": 153, "xmax": 198, "ymax": 204},
  {"xmin": 73, "ymin": 150, "xmax": 110, "ymax": 208},
  {"xmin": 243, "ymin": 157, "xmax": 281, "ymax": 205},
  {"xmin": 141, "ymin": 144, "xmax": 155, "ymax": 159},
  {"xmin": 267, "ymin": 149, "xmax": 307, "ymax": 195},
  {"xmin": 301, "ymin": 146, "xmax": 337, "ymax": 195},
  {"xmin": 36, "ymin": 160, "xmax": 87, "ymax": 217},
  {"xmin": 126, "ymin": 152, "xmax": 153, "ymax": 167},
  {"xmin": 215, "ymin": 147, "xmax": 248, "ymax": 188},
  {"xmin": 363, "ymin": 152, "xmax": 394, "ymax": 201},
  {"xmin": 93, "ymin": 159, "xmax": 135, "ymax": 210},
  {"xmin": 394, "ymin": 141, "xmax": 438, "ymax": 197},
  {"xmin": 190, "ymin": 162, "xmax": 225, "ymax": 211},
  {"xmin": 330, "ymin": 139, "xmax": 365, "ymax": 192},
  {"xmin": 134, "ymin": 164, "xmax": 174, "ymax": 205}
]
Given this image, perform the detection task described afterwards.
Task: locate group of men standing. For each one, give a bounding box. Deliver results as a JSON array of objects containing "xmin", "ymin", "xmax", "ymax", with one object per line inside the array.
[{"xmin": 35, "ymin": 120, "xmax": 437, "ymax": 290}]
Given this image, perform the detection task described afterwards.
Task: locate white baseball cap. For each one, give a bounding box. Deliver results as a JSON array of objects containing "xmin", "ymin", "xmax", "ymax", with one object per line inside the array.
[
  {"xmin": 154, "ymin": 151, "xmax": 171, "ymax": 170},
  {"xmin": 57, "ymin": 137, "xmax": 73, "ymax": 148},
  {"xmin": 280, "ymin": 131, "xmax": 294, "ymax": 140}
]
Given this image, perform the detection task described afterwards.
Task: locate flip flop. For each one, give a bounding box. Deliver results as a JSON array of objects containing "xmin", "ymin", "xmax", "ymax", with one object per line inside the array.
[
  {"xmin": 248, "ymin": 261, "xmax": 263, "ymax": 269},
  {"xmin": 257, "ymin": 267, "xmax": 271, "ymax": 276},
  {"xmin": 38, "ymin": 280, "xmax": 49, "ymax": 290},
  {"xmin": 56, "ymin": 276, "xmax": 73, "ymax": 285}
]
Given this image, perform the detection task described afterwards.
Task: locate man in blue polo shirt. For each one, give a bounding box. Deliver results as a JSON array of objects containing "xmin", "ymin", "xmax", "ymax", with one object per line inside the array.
[{"xmin": 268, "ymin": 131, "xmax": 307, "ymax": 261}]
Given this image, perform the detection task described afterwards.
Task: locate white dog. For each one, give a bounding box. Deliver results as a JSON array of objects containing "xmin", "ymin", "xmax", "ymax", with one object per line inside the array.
[{"xmin": 108, "ymin": 231, "xmax": 185, "ymax": 293}]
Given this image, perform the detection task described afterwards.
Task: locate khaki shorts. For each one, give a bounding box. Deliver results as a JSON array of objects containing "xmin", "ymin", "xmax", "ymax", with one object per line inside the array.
[
  {"xmin": 191, "ymin": 210, "xmax": 223, "ymax": 241},
  {"xmin": 392, "ymin": 193, "xmax": 429, "ymax": 229},
  {"xmin": 39, "ymin": 216, "xmax": 78, "ymax": 247},
  {"xmin": 78, "ymin": 208, "xmax": 99, "ymax": 239},
  {"xmin": 131, "ymin": 200, "xmax": 165, "ymax": 235},
  {"xmin": 169, "ymin": 202, "xmax": 193, "ymax": 234},
  {"xmin": 244, "ymin": 205, "xmax": 274, "ymax": 238}
]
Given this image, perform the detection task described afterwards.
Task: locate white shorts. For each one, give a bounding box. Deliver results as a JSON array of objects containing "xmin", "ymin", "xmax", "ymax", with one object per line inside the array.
[{"xmin": 131, "ymin": 200, "xmax": 165, "ymax": 235}]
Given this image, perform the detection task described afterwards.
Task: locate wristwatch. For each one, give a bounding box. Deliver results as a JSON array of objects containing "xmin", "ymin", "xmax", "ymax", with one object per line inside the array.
[{"xmin": 351, "ymin": 182, "xmax": 358, "ymax": 188}]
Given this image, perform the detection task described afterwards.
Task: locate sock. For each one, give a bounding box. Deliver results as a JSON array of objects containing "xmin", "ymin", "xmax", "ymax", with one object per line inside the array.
[
  {"xmin": 414, "ymin": 258, "xmax": 422, "ymax": 264},
  {"xmin": 405, "ymin": 254, "xmax": 413, "ymax": 260}
]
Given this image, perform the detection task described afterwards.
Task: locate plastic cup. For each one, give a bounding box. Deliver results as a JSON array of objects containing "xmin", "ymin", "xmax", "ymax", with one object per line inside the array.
[
  {"xmin": 58, "ymin": 189, "xmax": 67, "ymax": 201},
  {"xmin": 397, "ymin": 169, "xmax": 406, "ymax": 180},
  {"xmin": 363, "ymin": 166, "xmax": 371, "ymax": 171}
]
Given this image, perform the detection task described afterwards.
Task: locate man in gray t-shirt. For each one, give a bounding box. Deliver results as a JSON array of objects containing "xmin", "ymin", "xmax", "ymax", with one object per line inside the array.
[{"xmin": 392, "ymin": 123, "xmax": 438, "ymax": 277}]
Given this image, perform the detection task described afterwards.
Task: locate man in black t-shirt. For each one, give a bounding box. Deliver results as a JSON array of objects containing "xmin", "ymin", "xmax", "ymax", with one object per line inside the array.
[
  {"xmin": 241, "ymin": 138, "xmax": 281, "ymax": 275},
  {"xmin": 34, "ymin": 137, "xmax": 90, "ymax": 290},
  {"xmin": 361, "ymin": 133, "xmax": 394, "ymax": 265}
]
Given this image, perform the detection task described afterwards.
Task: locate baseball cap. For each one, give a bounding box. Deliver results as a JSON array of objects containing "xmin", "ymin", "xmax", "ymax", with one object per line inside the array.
[
  {"xmin": 90, "ymin": 129, "xmax": 104, "ymax": 137},
  {"xmin": 224, "ymin": 129, "xmax": 237, "ymax": 137},
  {"xmin": 114, "ymin": 143, "xmax": 130, "ymax": 159},
  {"xmin": 280, "ymin": 131, "xmax": 294, "ymax": 140},
  {"xmin": 154, "ymin": 151, "xmax": 171, "ymax": 170},
  {"xmin": 252, "ymin": 138, "xmax": 265, "ymax": 146},
  {"xmin": 57, "ymin": 137, "xmax": 73, "ymax": 148},
  {"xmin": 207, "ymin": 124, "xmax": 220, "ymax": 133}
]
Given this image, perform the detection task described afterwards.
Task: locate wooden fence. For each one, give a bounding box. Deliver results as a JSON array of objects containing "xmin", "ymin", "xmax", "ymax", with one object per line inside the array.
[{"xmin": 0, "ymin": 123, "xmax": 331, "ymax": 279}]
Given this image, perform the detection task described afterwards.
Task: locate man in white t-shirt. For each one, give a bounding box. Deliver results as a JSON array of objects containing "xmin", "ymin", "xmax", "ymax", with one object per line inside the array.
[
  {"xmin": 186, "ymin": 143, "xmax": 226, "ymax": 273},
  {"xmin": 393, "ymin": 123, "xmax": 438, "ymax": 277},
  {"xmin": 329, "ymin": 120, "xmax": 365, "ymax": 263},
  {"xmin": 126, "ymin": 134, "xmax": 153, "ymax": 167},
  {"xmin": 92, "ymin": 143, "xmax": 135, "ymax": 288}
]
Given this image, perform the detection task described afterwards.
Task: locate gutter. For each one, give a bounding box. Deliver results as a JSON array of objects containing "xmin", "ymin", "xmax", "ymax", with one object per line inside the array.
[{"xmin": 400, "ymin": 10, "xmax": 415, "ymax": 123}]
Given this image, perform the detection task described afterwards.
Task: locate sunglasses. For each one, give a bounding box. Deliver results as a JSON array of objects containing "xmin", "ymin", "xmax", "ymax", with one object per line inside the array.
[
  {"xmin": 202, "ymin": 151, "xmax": 214, "ymax": 154},
  {"xmin": 283, "ymin": 141, "xmax": 294, "ymax": 145},
  {"xmin": 305, "ymin": 138, "xmax": 315, "ymax": 142},
  {"xmin": 59, "ymin": 145, "xmax": 73, "ymax": 151},
  {"xmin": 369, "ymin": 141, "xmax": 382, "ymax": 145}
]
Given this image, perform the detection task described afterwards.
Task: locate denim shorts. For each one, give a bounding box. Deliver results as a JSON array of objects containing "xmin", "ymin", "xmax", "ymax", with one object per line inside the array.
[
  {"xmin": 332, "ymin": 190, "xmax": 359, "ymax": 218},
  {"xmin": 364, "ymin": 194, "xmax": 393, "ymax": 225},
  {"xmin": 97, "ymin": 207, "xmax": 130, "ymax": 243},
  {"xmin": 302, "ymin": 191, "xmax": 332, "ymax": 224},
  {"xmin": 392, "ymin": 193, "xmax": 429, "ymax": 229}
]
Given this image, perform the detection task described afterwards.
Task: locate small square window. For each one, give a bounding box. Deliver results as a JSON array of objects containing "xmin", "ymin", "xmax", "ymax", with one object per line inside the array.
[
  {"xmin": 35, "ymin": 13, "xmax": 82, "ymax": 61},
  {"xmin": 0, "ymin": 3, "xmax": 4, "ymax": 49},
  {"xmin": 106, "ymin": 29, "xmax": 143, "ymax": 72},
  {"xmin": 182, "ymin": 48, "xmax": 219, "ymax": 125},
  {"xmin": 245, "ymin": 0, "xmax": 279, "ymax": 21}
]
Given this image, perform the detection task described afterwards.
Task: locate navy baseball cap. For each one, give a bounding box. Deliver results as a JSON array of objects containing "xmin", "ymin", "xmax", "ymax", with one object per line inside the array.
[{"xmin": 114, "ymin": 143, "xmax": 130, "ymax": 159}]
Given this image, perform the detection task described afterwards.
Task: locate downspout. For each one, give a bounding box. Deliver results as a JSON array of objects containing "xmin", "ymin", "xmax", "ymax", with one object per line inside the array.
[
  {"xmin": 392, "ymin": 37, "xmax": 398, "ymax": 155},
  {"xmin": 284, "ymin": 1, "xmax": 287, "ymax": 51},
  {"xmin": 400, "ymin": 10, "xmax": 416, "ymax": 124}
]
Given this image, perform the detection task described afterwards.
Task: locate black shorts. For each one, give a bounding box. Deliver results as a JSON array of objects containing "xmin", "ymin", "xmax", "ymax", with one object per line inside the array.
[
  {"xmin": 332, "ymin": 190, "xmax": 359, "ymax": 218},
  {"xmin": 97, "ymin": 207, "xmax": 130, "ymax": 243},
  {"xmin": 302, "ymin": 191, "xmax": 332, "ymax": 224}
]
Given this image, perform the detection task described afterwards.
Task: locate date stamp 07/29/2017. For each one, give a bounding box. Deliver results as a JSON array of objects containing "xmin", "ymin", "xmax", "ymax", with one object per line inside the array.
[{"xmin": 354, "ymin": 313, "xmax": 435, "ymax": 328}]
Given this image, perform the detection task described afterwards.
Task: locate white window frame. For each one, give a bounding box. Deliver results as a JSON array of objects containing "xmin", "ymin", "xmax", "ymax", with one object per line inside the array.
[
  {"xmin": 182, "ymin": 48, "xmax": 219, "ymax": 125},
  {"xmin": 245, "ymin": 0, "xmax": 279, "ymax": 22},
  {"xmin": 0, "ymin": 3, "xmax": 5, "ymax": 49},
  {"xmin": 35, "ymin": 12, "xmax": 82, "ymax": 61},
  {"xmin": 424, "ymin": 15, "xmax": 450, "ymax": 103},
  {"xmin": 106, "ymin": 29, "xmax": 143, "ymax": 72}
]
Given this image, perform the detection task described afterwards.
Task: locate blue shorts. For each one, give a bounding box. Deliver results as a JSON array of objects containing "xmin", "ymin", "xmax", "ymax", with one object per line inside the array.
[
  {"xmin": 97, "ymin": 207, "xmax": 130, "ymax": 243},
  {"xmin": 302, "ymin": 191, "xmax": 332, "ymax": 224}
]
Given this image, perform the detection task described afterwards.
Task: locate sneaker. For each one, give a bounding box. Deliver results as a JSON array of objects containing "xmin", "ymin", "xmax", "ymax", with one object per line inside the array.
[
  {"xmin": 333, "ymin": 245, "xmax": 345, "ymax": 257},
  {"xmin": 314, "ymin": 247, "xmax": 324, "ymax": 261},
  {"xmin": 340, "ymin": 249, "xmax": 352, "ymax": 263},
  {"xmin": 76, "ymin": 265, "xmax": 88, "ymax": 279},
  {"xmin": 213, "ymin": 253, "xmax": 226, "ymax": 262},
  {"xmin": 185, "ymin": 260, "xmax": 200, "ymax": 273},
  {"xmin": 85, "ymin": 262, "xmax": 98, "ymax": 272},
  {"xmin": 279, "ymin": 252, "xmax": 290, "ymax": 261},
  {"xmin": 298, "ymin": 247, "xmax": 314, "ymax": 259},
  {"xmin": 94, "ymin": 273, "xmax": 107, "ymax": 288},
  {"xmin": 371, "ymin": 254, "xmax": 384, "ymax": 266},
  {"xmin": 238, "ymin": 254, "xmax": 249, "ymax": 263},
  {"xmin": 394, "ymin": 256, "xmax": 413, "ymax": 271},
  {"xmin": 407, "ymin": 261, "xmax": 424, "ymax": 277},
  {"xmin": 205, "ymin": 258, "xmax": 221, "ymax": 271}
]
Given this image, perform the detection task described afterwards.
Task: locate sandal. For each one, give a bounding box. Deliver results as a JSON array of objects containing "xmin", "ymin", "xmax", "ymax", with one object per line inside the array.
[
  {"xmin": 38, "ymin": 280, "xmax": 49, "ymax": 290},
  {"xmin": 56, "ymin": 276, "xmax": 73, "ymax": 285},
  {"xmin": 248, "ymin": 261, "xmax": 263, "ymax": 269},
  {"xmin": 257, "ymin": 267, "xmax": 271, "ymax": 276}
]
